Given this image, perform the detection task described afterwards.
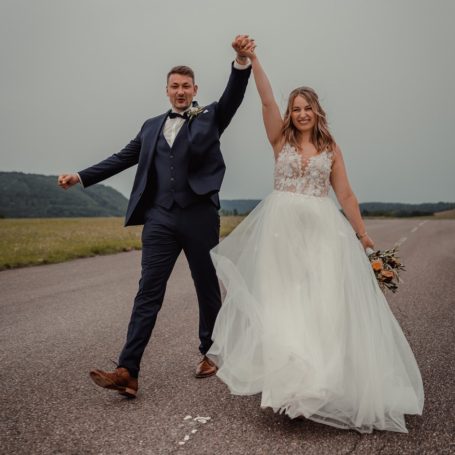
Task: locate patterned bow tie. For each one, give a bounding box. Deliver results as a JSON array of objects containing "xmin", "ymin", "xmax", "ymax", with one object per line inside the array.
[{"xmin": 168, "ymin": 111, "xmax": 188, "ymax": 119}]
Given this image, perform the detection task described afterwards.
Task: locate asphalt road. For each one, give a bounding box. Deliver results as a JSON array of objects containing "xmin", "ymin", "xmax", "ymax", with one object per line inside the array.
[{"xmin": 1, "ymin": 219, "xmax": 454, "ymax": 455}]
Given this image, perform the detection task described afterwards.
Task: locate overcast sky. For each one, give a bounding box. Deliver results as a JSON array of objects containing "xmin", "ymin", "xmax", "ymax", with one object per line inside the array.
[{"xmin": 1, "ymin": 0, "xmax": 454, "ymax": 203}]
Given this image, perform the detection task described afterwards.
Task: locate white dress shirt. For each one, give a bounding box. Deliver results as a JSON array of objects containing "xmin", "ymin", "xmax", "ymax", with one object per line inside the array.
[{"xmin": 163, "ymin": 114, "xmax": 187, "ymax": 147}]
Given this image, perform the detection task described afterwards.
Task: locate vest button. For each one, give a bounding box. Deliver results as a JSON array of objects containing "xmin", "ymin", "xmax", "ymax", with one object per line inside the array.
[
  {"xmin": 170, "ymin": 166, "xmax": 174, "ymax": 170},
  {"xmin": 170, "ymin": 155, "xmax": 174, "ymax": 159},
  {"xmin": 170, "ymin": 177, "xmax": 175, "ymax": 181}
]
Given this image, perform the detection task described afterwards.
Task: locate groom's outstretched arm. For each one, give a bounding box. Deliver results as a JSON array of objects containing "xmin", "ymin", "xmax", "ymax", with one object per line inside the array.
[
  {"xmin": 77, "ymin": 132, "xmax": 142, "ymax": 188},
  {"xmin": 215, "ymin": 35, "xmax": 253, "ymax": 135},
  {"xmin": 58, "ymin": 128, "xmax": 143, "ymax": 191}
]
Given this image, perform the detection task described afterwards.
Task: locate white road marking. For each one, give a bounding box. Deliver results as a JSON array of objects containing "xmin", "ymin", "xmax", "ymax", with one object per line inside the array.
[
  {"xmin": 395, "ymin": 236, "xmax": 408, "ymax": 246},
  {"xmin": 404, "ymin": 219, "xmax": 428, "ymax": 240}
]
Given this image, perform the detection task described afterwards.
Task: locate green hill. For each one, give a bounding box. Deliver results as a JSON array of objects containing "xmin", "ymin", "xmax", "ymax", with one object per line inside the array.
[
  {"xmin": 1, "ymin": 172, "xmax": 453, "ymax": 219},
  {"xmin": 0, "ymin": 172, "xmax": 128, "ymax": 218},
  {"xmin": 220, "ymin": 199, "xmax": 260, "ymax": 215},
  {"xmin": 220, "ymin": 199, "xmax": 455, "ymax": 217},
  {"xmin": 359, "ymin": 201, "xmax": 455, "ymax": 217}
]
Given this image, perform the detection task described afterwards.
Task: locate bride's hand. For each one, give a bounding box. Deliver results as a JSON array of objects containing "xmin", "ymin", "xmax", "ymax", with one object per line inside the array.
[{"xmin": 361, "ymin": 234, "xmax": 374, "ymax": 251}]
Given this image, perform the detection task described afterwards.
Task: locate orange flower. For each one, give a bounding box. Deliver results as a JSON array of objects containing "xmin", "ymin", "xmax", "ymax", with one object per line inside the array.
[
  {"xmin": 380, "ymin": 270, "xmax": 394, "ymax": 282},
  {"xmin": 367, "ymin": 246, "xmax": 404, "ymax": 293}
]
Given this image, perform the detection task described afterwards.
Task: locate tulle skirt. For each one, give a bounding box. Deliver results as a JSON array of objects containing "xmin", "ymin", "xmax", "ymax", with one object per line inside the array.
[{"xmin": 208, "ymin": 190, "xmax": 424, "ymax": 433}]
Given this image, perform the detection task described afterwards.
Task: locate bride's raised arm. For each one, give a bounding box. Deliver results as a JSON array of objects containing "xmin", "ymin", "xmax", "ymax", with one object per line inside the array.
[{"xmin": 232, "ymin": 37, "xmax": 284, "ymax": 155}]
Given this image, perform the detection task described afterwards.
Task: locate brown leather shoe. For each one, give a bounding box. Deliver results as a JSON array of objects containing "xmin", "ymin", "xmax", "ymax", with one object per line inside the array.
[
  {"xmin": 195, "ymin": 356, "xmax": 217, "ymax": 378},
  {"xmin": 89, "ymin": 367, "xmax": 138, "ymax": 398}
]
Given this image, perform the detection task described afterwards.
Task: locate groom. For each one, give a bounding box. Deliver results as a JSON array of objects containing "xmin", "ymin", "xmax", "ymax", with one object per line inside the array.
[{"xmin": 58, "ymin": 36, "xmax": 253, "ymax": 398}]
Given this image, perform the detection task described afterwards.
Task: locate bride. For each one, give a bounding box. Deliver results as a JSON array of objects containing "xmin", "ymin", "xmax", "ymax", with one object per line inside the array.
[{"xmin": 207, "ymin": 38, "xmax": 424, "ymax": 433}]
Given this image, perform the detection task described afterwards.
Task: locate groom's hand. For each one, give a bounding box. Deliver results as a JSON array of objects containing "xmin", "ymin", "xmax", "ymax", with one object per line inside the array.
[
  {"xmin": 58, "ymin": 173, "xmax": 80, "ymax": 190},
  {"xmin": 232, "ymin": 35, "xmax": 256, "ymax": 63}
]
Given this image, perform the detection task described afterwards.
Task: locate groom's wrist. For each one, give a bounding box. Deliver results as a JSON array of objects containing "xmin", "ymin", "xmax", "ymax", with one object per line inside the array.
[
  {"xmin": 234, "ymin": 56, "xmax": 250, "ymax": 69},
  {"xmin": 76, "ymin": 173, "xmax": 85, "ymax": 188}
]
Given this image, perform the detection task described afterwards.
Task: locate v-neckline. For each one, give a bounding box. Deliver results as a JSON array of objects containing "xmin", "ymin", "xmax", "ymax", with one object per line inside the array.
[{"xmin": 288, "ymin": 145, "xmax": 325, "ymax": 175}]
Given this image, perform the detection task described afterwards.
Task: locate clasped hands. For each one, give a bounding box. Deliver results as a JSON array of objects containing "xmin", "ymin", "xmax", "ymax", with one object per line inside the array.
[{"xmin": 232, "ymin": 34, "xmax": 256, "ymax": 64}]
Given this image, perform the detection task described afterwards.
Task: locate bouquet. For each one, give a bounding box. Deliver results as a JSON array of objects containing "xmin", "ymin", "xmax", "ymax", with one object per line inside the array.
[{"xmin": 365, "ymin": 247, "xmax": 405, "ymax": 293}]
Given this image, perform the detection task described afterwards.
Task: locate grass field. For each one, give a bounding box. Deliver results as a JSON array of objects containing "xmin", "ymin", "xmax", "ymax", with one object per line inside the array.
[
  {"xmin": 0, "ymin": 216, "xmax": 245, "ymax": 270},
  {"xmin": 433, "ymin": 209, "xmax": 455, "ymax": 219},
  {"xmin": 3, "ymin": 213, "xmax": 452, "ymax": 271}
]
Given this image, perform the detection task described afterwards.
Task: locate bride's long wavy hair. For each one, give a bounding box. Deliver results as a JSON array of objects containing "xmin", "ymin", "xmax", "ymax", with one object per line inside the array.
[{"xmin": 282, "ymin": 87, "xmax": 336, "ymax": 153}]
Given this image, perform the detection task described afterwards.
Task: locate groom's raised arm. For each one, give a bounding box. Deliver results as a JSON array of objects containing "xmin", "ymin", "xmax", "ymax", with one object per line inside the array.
[{"xmin": 215, "ymin": 35, "xmax": 253, "ymax": 135}]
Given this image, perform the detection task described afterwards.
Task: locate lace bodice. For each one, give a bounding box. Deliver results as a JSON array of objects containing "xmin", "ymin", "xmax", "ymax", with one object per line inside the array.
[{"xmin": 274, "ymin": 143, "xmax": 333, "ymax": 197}]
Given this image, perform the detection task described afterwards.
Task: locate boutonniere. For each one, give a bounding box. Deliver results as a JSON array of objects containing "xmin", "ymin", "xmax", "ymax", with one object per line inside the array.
[{"xmin": 186, "ymin": 105, "xmax": 205, "ymax": 121}]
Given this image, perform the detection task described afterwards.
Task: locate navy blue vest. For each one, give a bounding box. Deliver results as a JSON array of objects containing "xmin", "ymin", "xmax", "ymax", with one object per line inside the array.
[{"xmin": 151, "ymin": 128, "xmax": 204, "ymax": 209}]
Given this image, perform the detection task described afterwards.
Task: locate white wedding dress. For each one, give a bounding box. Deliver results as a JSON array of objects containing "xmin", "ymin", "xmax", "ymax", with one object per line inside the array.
[{"xmin": 208, "ymin": 144, "xmax": 424, "ymax": 433}]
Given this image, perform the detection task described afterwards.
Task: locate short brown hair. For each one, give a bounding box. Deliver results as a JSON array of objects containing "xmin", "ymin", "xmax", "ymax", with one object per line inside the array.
[{"xmin": 166, "ymin": 65, "xmax": 195, "ymax": 84}]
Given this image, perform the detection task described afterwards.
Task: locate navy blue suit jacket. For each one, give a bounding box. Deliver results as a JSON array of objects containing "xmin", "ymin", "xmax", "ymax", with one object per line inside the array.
[{"xmin": 79, "ymin": 63, "xmax": 251, "ymax": 226}]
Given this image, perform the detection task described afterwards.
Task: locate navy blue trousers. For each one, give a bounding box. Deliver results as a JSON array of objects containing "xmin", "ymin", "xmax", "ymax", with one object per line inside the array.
[{"xmin": 118, "ymin": 201, "xmax": 221, "ymax": 378}]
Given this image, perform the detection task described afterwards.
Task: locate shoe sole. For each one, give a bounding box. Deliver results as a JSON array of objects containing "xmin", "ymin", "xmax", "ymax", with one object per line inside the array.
[
  {"xmin": 89, "ymin": 371, "xmax": 137, "ymax": 398},
  {"xmin": 118, "ymin": 389, "xmax": 137, "ymax": 398},
  {"xmin": 195, "ymin": 369, "xmax": 217, "ymax": 379}
]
